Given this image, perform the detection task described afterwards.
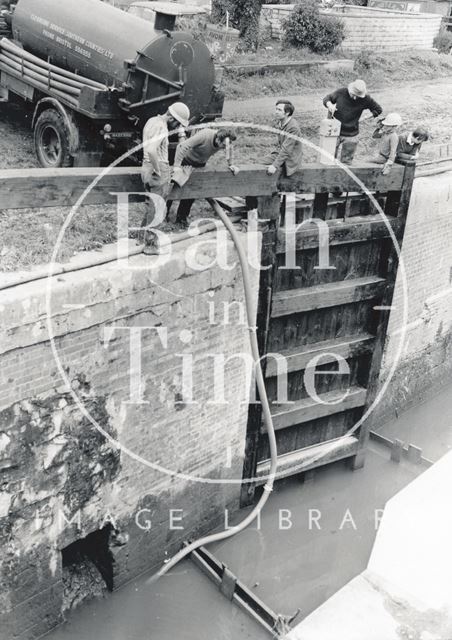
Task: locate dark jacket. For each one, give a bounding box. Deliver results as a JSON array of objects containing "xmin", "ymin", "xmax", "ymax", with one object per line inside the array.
[
  {"xmin": 270, "ymin": 116, "xmax": 302, "ymax": 176},
  {"xmin": 322, "ymin": 88, "xmax": 382, "ymax": 137}
]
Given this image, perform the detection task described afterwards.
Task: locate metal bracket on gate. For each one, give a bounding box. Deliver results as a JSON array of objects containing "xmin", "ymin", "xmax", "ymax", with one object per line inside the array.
[{"xmin": 187, "ymin": 544, "xmax": 301, "ymax": 638}]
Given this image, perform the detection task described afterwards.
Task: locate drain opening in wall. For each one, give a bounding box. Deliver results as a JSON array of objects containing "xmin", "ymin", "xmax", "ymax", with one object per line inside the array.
[{"xmin": 62, "ymin": 525, "xmax": 114, "ymax": 613}]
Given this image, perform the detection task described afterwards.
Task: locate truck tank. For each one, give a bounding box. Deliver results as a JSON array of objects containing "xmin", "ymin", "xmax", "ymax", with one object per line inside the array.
[{"xmin": 11, "ymin": 0, "xmax": 216, "ymax": 122}]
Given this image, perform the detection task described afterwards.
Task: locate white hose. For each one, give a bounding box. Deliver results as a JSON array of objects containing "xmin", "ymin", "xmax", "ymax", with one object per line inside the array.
[{"xmin": 148, "ymin": 198, "xmax": 278, "ymax": 583}]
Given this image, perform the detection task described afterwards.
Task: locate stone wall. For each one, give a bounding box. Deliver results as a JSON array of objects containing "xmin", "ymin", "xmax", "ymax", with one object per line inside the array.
[
  {"xmin": 0, "ymin": 231, "xmax": 259, "ymax": 639},
  {"xmin": 375, "ymin": 169, "xmax": 452, "ymax": 424},
  {"xmin": 260, "ymin": 4, "xmax": 442, "ymax": 52},
  {"xmin": 261, "ymin": 4, "xmax": 294, "ymax": 40},
  {"xmin": 330, "ymin": 5, "xmax": 442, "ymax": 53}
]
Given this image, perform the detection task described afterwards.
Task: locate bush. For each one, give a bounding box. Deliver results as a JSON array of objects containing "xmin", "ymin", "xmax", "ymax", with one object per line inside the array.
[
  {"xmin": 283, "ymin": 0, "xmax": 345, "ymax": 54},
  {"xmin": 354, "ymin": 48, "xmax": 373, "ymax": 72},
  {"xmin": 310, "ymin": 16, "xmax": 345, "ymax": 53},
  {"xmin": 433, "ymin": 28, "xmax": 452, "ymax": 54}
]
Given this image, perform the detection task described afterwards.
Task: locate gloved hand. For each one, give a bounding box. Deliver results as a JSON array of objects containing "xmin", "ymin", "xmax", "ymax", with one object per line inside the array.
[
  {"xmin": 229, "ymin": 165, "xmax": 240, "ymax": 176},
  {"xmin": 382, "ymin": 162, "xmax": 392, "ymax": 175},
  {"xmin": 267, "ymin": 165, "xmax": 277, "ymax": 175}
]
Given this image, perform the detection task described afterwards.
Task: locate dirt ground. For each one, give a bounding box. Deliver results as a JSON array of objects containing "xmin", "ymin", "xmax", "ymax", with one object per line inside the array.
[
  {"xmin": 1, "ymin": 76, "xmax": 450, "ymax": 170},
  {"xmin": 223, "ymin": 76, "xmax": 452, "ymax": 164},
  {"xmin": 0, "ymin": 75, "xmax": 451, "ymax": 271}
]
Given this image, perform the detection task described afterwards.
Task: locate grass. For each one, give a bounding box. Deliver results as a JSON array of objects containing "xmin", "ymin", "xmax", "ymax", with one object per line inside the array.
[
  {"xmin": 1, "ymin": 48, "xmax": 452, "ymax": 272},
  {"xmin": 222, "ymin": 48, "xmax": 452, "ymax": 100},
  {"xmin": 0, "ymin": 203, "xmax": 146, "ymax": 271}
]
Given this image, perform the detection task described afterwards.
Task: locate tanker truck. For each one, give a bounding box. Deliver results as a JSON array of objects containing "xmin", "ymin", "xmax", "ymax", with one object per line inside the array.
[{"xmin": 0, "ymin": 0, "xmax": 224, "ymax": 167}]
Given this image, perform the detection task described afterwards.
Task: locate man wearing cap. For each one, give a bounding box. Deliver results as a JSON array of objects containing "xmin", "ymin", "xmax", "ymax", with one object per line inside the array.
[
  {"xmin": 323, "ymin": 79, "xmax": 382, "ymax": 164},
  {"xmin": 140, "ymin": 102, "xmax": 190, "ymax": 251}
]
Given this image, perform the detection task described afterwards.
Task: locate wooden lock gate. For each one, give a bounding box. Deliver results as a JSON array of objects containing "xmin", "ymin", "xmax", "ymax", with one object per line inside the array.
[{"xmin": 240, "ymin": 162, "xmax": 416, "ymax": 505}]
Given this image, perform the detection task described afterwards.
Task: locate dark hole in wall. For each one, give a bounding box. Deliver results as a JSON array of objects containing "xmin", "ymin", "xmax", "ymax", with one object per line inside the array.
[{"xmin": 61, "ymin": 525, "xmax": 114, "ymax": 612}]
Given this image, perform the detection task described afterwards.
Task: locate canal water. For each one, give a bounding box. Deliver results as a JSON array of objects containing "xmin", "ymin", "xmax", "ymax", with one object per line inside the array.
[{"xmin": 46, "ymin": 384, "xmax": 452, "ymax": 639}]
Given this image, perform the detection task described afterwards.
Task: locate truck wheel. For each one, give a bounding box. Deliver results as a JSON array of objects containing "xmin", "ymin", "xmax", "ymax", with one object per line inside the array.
[{"xmin": 34, "ymin": 109, "xmax": 73, "ymax": 168}]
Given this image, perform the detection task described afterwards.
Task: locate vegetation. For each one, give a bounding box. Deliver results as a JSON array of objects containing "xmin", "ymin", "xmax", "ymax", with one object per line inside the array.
[
  {"xmin": 223, "ymin": 49, "xmax": 452, "ymax": 99},
  {"xmin": 211, "ymin": 0, "xmax": 264, "ymax": 50},
  {"xmin": 283, "ymin": 0, "xmax": 345, "ymax": 54},
  {"xmin": 434, "ymin": 28, "xmax": 452, "ymax": 54}
]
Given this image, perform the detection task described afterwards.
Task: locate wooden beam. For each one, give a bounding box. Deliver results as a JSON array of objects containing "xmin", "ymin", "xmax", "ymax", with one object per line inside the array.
[
  {"xmin": 369, "ymin": 432, "xmax": 433, "ymax": 468},
  {"xmin": 265, "ymin": 333, "xmax": 375, "ymax": 377},
  {"xmin": 0, "ymin": 165, "xmax": 277, "ymax": 209},
  {"xmin": 190, "ymin": 546, "xmax": 282, "ymax": 635},
  {"xmin": 241, "ymin": 194, "xmax": 281, "ymax": 507},
  {"xmin": 276, "ymin": 216, "xmax": 402, "ymax": 252},
  {"xmin": 278, "ymin": 163, "xmax": 404, "ymax": 193},
  {"xmin": 255, "ymin": 435, "xmax": 360, "ymax": 482},
  {"xmin": 264, "ymin": 386, "xmax": 367, "ymax": 432},
  {"xmin": 350, "ymin": 161, "xmax": 416, "ymax": 471},
  {"xmin": 271, "ymin": 276, "xmax": 385, "ymax": 317},
  {"xmin": 0, "ymin": 162, "xmax": 406, "ymax": 210}
]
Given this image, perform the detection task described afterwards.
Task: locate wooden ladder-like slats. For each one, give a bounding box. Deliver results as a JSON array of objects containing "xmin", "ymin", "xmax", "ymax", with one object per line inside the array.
[
  {"xmin": 255, "ymin": 435, "xmax": 360, "ymax": 483},
  {"xmin": 265, "ymin": 333, "xmax": 375, "ymax": 377},
  {"xmin": 276, "ymin": 215, "xmax": 401, "ymax": 252},
  {"xmin": 271, "ymin": 276, "xmax": 385, "ymax": 317},
  {"xmin": 262, "ymin": 386, "xmax": 367, "ymax": 433}
]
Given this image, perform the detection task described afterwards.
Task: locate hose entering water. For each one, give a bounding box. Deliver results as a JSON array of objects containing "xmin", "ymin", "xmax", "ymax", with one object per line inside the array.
[{"xmin": 148, "ymin": 198, "xmax": 278, "ymax": 582}]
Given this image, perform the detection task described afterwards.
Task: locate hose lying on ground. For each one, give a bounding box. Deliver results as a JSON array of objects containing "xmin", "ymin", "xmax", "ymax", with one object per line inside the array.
[{"xmin": 147, "ymin": 198, "xmax": 279, "ymax": 583}]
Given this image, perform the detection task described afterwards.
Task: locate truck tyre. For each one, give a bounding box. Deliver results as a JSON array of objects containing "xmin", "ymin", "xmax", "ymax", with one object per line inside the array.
[{"xmin": 34, "ymin": 109, "xmax": 73, "ymax": 168}]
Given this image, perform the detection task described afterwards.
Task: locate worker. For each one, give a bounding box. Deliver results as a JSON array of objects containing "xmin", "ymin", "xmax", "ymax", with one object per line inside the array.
[
  {"xmin": 140, "ymin": 102, "xmax": 190, "ymax": 252},
  {"xmin": 266, "ymin": 99, "xmax": 302, "ymax": 177},
  {"xmin": 396, "ymin": 127, "xmax": 429, "ymax": 162},
  {"xmin": 170, "ymin": 128, "xmax": 240, "ymax": 228},
  {"xmin": 323, "ymin": 79, "xmax": 383, "ymax": 165},
  {"xmin": 246, "ymin": 99, "xmax": 302, "ymax": 212},
  {"xmin": 369, "ymin": 112, "xmax": 402, "ymax": 175}
]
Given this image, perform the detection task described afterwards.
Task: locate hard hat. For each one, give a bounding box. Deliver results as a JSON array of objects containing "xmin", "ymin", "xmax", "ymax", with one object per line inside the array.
[
  {"xmin": 168, "ymin": 102, "xmax": 190, "ymax": 127},
  {"xmin": 382, "ymin": 112, "xmax": 402, "ymax": 126},
  {"xmin": 348, "ymin": 79, "xmax": 367, "ymax": 98}
]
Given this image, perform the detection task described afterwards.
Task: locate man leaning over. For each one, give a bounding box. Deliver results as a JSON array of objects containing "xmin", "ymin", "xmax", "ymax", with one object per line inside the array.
[{"xmin": 170, "ymin": 127, "xmax": 239, "ymax": 228}]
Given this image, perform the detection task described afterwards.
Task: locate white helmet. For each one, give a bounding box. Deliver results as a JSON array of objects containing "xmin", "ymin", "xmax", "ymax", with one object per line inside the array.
[
  {"xmin": 168, "ymin": 102, "xmax": 190, "ymax": 127},
  {"xmin": 382, "ymin": 112, "xmax": 402, "ymax": 126}
]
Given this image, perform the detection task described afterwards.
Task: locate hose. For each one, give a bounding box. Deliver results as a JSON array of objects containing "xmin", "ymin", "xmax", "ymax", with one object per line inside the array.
[
  {"xmin": 0, "ymin": 49, "xmax": 94, "ymax": 90},
  {"xmin": 0, "ymin": 38, "xmax": 107, "ymax": 90},
  {"xmin": 149, "ymin": 198, "xmax": 278, "ymax": 582},
  {"xmin": 0, "ymin": 55, "xmax": 81, "ymax": 96}
]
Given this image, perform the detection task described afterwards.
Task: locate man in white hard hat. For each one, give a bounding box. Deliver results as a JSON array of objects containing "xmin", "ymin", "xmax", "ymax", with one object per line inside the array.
[
  {"xmin": 323, "ymin": 79, "xmax": 382, "ymax": 164},
  {"xmin": 369, "ymin": 112, "xmax": 402, "ymax": 175},
  {"xmin": 140, "ymin": 102, "xmax": 190, "ymax": 252}
]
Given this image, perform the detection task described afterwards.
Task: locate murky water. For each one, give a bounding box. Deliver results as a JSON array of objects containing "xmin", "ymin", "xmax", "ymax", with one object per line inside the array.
[{"xmin": 46, "ymin": 386, "xmax": 452, "ymax": 639}]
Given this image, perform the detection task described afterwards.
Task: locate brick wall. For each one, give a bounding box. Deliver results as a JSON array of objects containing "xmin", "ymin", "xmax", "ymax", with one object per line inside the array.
[
  {"xmin": 332, "ymin": 6, "xmax": 442, "ymax": 53},
  {"xmin": 375, "ymin": 169, "xmax": 452, "ymax": 422},
  {"xmin": 261, "ymin": 4, "xmax": 442, "ymax": 52},
  {"xmin": 0, "ymin": 231, "xmax": 260, "ymax": 639}
]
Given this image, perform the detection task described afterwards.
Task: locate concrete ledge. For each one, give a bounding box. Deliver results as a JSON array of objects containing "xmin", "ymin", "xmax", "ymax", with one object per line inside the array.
[
  {"xmin": 286, "ymin": 451, "xmax": 452, "ymax": 638},
  {"xmin": 223, "ymin": 59, "xmax": 354, "ymax": 76}
]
